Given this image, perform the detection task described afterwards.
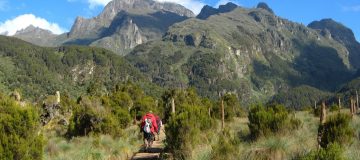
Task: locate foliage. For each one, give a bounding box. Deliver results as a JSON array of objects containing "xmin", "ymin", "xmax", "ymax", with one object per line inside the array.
[
  {"xmin": 0, "ymin": 36, "xmax": 146, "ymax": 101},
  {"xmin": 271, "ymin": 85, "xmax": 332, "ymax": 110},
  {"xmin": 0, "ymin": 93, "xmax": 43, "ymax": 160},
  {"xmin": 165, "ymin": 88, "xmax": 216, "ymax": 159},
  {"xmin": 67, "ymin": 82, "xmax": 160, "ymax": 137},
  {"xmin": 299, "ymin": 143, "xmax": 345, "ymax": 160},
  {"xmin": 319, "ymin": 113, "xmax": 353, "ymax": 148},
  {"xmin": 329, "ymin": 104, "xmax": 340, "ymax": 112},
  {"xmin": 210, "ymin": 129, "xmax": 239, "ymax": 160},
  {"xmin": 67, "ymin": 96, "xmax": 123, "ymax": 137},
  {"xmin": 248, "ymin": 104, "xmax": 301, "ymax": 139},
  {"xmin": 213, "ymin": 93, "xmax": 245, "ymax": 122}
]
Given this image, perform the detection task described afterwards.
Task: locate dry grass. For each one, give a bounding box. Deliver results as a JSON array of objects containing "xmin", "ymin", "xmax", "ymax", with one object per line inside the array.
[
  {"xmin": 43, "ymin": 125, "xmax": 142, "ymax": 160},
  {"xmin": 205, "ymin": 110, "xmax": 360, "ymax": 160}
]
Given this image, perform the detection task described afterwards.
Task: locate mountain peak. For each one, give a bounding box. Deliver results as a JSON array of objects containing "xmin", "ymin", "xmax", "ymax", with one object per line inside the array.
[
  {"xmin": 257, "ymin": 2, "xmax": 274, "ymax": 14},
  {"xmin": 218, "ymin": 2, "xmax": 238, "ymax": 12},
  {"xmin": 15, "ymin": 25, "xmax": 54, "ymax": 36},
  {"xmin": 308, "ymin": 18, "xmax": 356, "ymax": 43},
  {"xmin": 197, "ymin": 2, "xmax": 239, "ymax": 20},
  {"xmin": 68, "ymin": 0, "xmax": 194, "ymax": 38}
]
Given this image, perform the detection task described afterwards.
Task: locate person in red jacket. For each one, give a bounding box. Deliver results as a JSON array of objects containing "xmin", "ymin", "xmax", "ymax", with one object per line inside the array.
[{"xmin": 141, "ymin": 111, "xmax": 158, "ymax": 150}]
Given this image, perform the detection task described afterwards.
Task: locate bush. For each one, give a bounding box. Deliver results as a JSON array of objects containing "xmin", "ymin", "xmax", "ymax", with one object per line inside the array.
[
  {"xmin": 165, "ymin": 88, "xmax": 216, "ymax": 159},
  {"xmin": 248, "ymin": 104, "xmax": 301, "ymax": 139},
  {"xmin": 210, "ymin": 129, "xmax": 239, "ymax": 160},
  {"xmin": 299, "ymin": 143, "xmax": 344, "ymax": 160},
  {"xmin": 329, "ymin": 104, "xmax": 340, "ymax": 112},
  {"xmin": 0, "ymin": 93, "xmax": 44, "ymax": 160},
  {"xmin": 319, "ymin": 113, "xmax": 353, "ymax": 148},
  {"xmin": 213, "ymin": 93, "xmax": 245, "ymax": 121},
  {"xmin": 67, "ymin": 96, "xmax": 130, "ymax": 137}
]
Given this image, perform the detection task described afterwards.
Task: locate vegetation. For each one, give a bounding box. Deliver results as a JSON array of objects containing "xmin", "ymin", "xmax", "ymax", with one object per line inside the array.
[
  {"xmin": 0, "ymin": 93, "xmax": 43, "ymax": 160},
  {"xmin": 165, "ymin": 88, "xmax": 216, "ymax": 159},
  {"xmin": 67, "ymin": 82, "xmax": 161, "ymax": 137},
  {"xmin": 319, "ymin": 113, "xmax": 353, "ymax": 148},
  {"xmin": 248, "ymin": 104, "xmax": 301, "ymax": 139},
  {"xmin": 0, "ymin": 36, "xmax": 148, "ymax": 101}
]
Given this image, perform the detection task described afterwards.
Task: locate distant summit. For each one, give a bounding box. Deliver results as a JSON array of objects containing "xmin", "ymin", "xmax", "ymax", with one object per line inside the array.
[
  {"xmin": 14, "ymin": 25, "xmax": 57, "ymax": 46},
  {"xmin": 309, "ymin": 18, "xmax": 360, "ymax": 68},
  {"xmin": 15, "ymin": 25, "xmax": 54, "ymax": 36},
  {"xmin": 257, "ymin": 2, "xmax": 274, "ymax": 14},
  {"xmin": 197, "ymin": 2, "xmax": 238, "ymax": 20}
]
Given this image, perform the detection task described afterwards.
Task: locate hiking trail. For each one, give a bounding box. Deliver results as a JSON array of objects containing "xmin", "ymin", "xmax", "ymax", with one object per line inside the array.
[{"xmin": 131, "ymin": 128, "xmax": 166, "ymax": 160}]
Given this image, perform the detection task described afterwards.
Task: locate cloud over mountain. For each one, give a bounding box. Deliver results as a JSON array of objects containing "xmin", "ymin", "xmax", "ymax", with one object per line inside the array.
[{"xmin": 0, "ymin": 14, "xmax": 66, "ymax": 36}]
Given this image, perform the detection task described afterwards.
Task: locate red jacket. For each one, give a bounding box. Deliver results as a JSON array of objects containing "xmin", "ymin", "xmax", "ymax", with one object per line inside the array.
[{"xmin": 141, "ymin": 113, "xmax": 158, "ymax": 134}]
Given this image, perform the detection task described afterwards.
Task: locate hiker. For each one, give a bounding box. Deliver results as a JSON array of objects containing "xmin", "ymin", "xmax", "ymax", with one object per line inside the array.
[
  {"xmin": 155, "ymin": 115, "xmax": 162, "ymax": 141},
  {"xmin": 141, "ymin": 111, "xmax": 158, "ymax": 150}
]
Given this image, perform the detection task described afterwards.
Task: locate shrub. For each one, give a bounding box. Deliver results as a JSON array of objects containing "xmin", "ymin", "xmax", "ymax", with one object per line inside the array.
[
  {"xmin": 299, "ymin": 143, "xmax": 344, "ymax": 160},
  {"xmin": 319, "ymin": 113, "xmax": 353, "ymax": 148},
  {"xmin": 213, "ymin": 93, "xmax": 245, "ymax": 121},
  {"xmin": 67, "ymin": 96, "xmax": 129, "ymax": 137},
  {"xmin": 0, "ymin": 93, "xmax": 44, "ymax": 160},
  {"xmin": 248, "ymin": 104, "xmax": 301, "ymax": 139},
  {"xmin": 165, "ymin": 88, "xmax": 216, "ymax": 159},
  {"xmin": 329, "ymin": 104, "xmax": 340, "ymax": 112},
  {"xmin": 210, "ymin": 129, "xmax": 239, "ymax": 160}
]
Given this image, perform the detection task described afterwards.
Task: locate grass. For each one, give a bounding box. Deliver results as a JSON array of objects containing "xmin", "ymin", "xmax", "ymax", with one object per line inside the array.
[
  {"xmin": 43, "ymin": 125, "xmax": 142, "ymax": 160},
  {"xmin": 203, "ymin": 109, "xmax": 360, "ymax": 160}
]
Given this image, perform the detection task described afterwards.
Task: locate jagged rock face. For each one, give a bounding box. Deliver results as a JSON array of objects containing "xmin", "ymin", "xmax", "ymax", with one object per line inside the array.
[
  {"xmin": 308, "ymin": 19, "xmax": 360, "ymax": 68},
  {"xmin": 196, "ymin": 2, "xmax": 238, "ymax": 20},
  {"xmin": 65, "ymin": 0, "xmax": 194, "ymax": 55},
  {"xmin": 14, "ymin": 25, "xmax": 57, "ymax": 46},
  {"xmin": 127, "ymin": 3, "xmax": 358, "ymax": 105},
  {"xmin": 91, "ymin": 16, "xmax": 146, "ymax": 53},
  {"xmin": 257, "ymin": 2, "xmax": 274, "ymax": 14}
]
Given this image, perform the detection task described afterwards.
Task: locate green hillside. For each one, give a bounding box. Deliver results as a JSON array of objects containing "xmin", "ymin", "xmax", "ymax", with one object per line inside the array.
[
  {"xmin": 0, "ymin": 35, "xmax": 148, "ymax": 100},
  {"xmin": 126, "ymin": 4, "xmax": 356, "ymax": 106}
]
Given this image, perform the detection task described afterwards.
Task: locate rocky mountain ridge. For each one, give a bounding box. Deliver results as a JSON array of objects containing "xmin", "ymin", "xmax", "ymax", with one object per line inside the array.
[
  {"xmin": 14, "ymin": 25, "xmax": 57, "ymax": 46},
  {"xmin": 126, "ymin": 2, "xmax": 359, "ymax": 105},
  {"xmin": 12, "ymin": 0, "xmax": 194, "ymax": 55}
]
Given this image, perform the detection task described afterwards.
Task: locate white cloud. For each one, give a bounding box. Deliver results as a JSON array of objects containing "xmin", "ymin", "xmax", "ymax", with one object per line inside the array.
[
  {"xmin": 0, "ymin": 14, "xmax": 66, "ymax": 35},
  {"xmin": 215, "ymin": 0, "xmax": 240, "ymax": 8},
  {"xmin": 88, "ymin": 0, "xmax": 112, "ymax": 9},
  {"xmin": 155, "ymin": 0, "xmax": 205, "ymax": 15},
  {"xmin": 342, "ymin": 5, "xmax": 360, "ymax": 12}
]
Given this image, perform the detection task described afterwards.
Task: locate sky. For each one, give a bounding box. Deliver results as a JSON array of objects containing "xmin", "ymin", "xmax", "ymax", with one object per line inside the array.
[{"xmin": 0, "ymin": 0, "xmax": 359, "ymax": 41}]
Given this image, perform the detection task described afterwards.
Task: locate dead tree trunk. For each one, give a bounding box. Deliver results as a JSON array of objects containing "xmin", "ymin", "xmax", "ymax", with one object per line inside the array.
[
  {"xmin": 133, "ymin": 109, "xmax": 137, "ymax": 125},
  {"xmin": 356, "ymin": 91, "xmax": 359, "ymax": 114},
  {"xmin": 320, "ymin": 101, "xmax": 326, "ymax": 124},
  {"xmin": 317, "ymin": 101, "xmax": 327, "ymax": 149},
  {"xmin": 350, "ymin": 97, "xmax": 354, "ymax": 117},
  {"xmin": 208, "ymin": 107, "xmax": 211, "ymax": 117},
  {"xmin": 171, "ymin": 97, "xmax": 175, "ymax": 114},
  {"xmin": 221, "ymin": 98, "xmax": 225, "ymax": 130},
  {"xmin": 338, "ymin": 97, "xmax": 341, "ymax": 110}
]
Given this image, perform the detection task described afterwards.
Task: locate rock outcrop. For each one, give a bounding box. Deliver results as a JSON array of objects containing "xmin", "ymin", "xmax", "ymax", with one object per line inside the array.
[
  {"xmin": 64, "ymin": 0, "xmax": 194, "ymax": 55},
  {"xmin": 14, "ymin": 25, "xmax": 57, "ymax": 46},
  {"xmin": 308, "ymin": 18, "xmax": 360, "ymax": 68},
  {"xmin": 196, "ymin": 2, "xmax": 238, "ymax": 20}
]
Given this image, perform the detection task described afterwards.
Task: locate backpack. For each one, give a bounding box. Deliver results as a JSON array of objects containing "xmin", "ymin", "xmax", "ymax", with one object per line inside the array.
[{"xmin": 143, "ymin": 118, "xmax": 152, "ymax": 133}]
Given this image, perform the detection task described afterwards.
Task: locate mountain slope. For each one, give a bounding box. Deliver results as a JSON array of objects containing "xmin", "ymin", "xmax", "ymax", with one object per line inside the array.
[
  {"xmin": 126, "ymin": 3, "xmax": 358, "ymax": 105},
  {"xmin": 0, "ymin": 35, "xmax": 146, "ymax": 100},
  {"xmin": 13, "ymin": 25, "xmax": 57, "ymax": 47},
  {"xmin": 14, "ymin": 0, "xmax": 194, "ymax": 56},
  {"xmin": 308, "ymin": 19, "xmax": 360, "ymax": 68}
]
